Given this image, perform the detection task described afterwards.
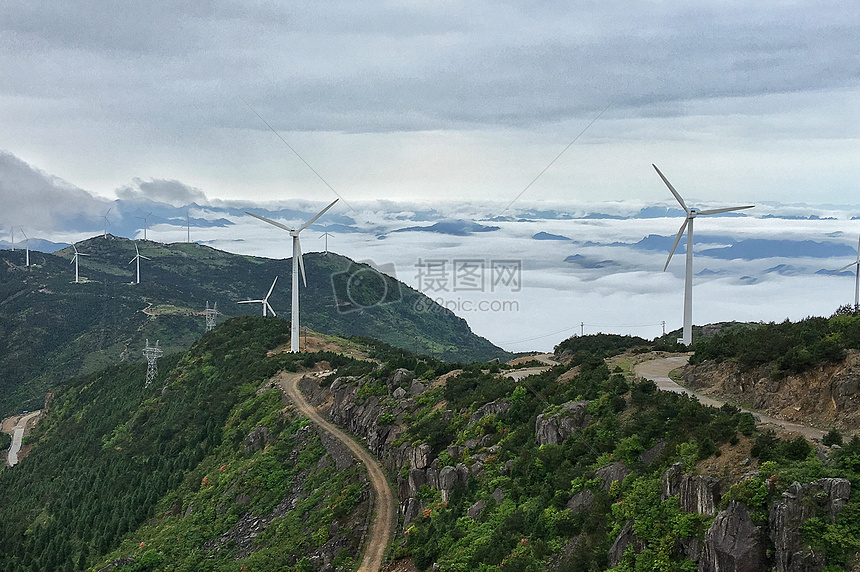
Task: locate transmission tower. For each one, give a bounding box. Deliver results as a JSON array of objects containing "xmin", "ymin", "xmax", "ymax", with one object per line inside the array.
[
  {"xmin": 204, "ymin": 301, "xmax": 220, "ymax": 332},
  {"xmin": 143, "ymin": 339, "xmax": 164, "ymax": 388}
]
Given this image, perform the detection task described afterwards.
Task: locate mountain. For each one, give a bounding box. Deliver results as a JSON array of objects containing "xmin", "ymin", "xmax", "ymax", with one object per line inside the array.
[{"xmin": 0, "ymin": 235, "xmax": 508, "ymax": 416}]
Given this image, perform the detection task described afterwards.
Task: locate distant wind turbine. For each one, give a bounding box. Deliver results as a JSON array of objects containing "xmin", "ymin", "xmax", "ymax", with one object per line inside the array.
[
  {"xmin": 319, "ymin": 231, "xmax": 334, "ymax": 254},
  {"xmin": 9, "ymin": 227, "xmax": 15, "ymax": 251},
  {"xmin": 102, "ymin": 208, "xmax": 112, "ymax": 238},
  {"xmin": 835, "ymin": 234, "xmax": 860, "ymax": 310},
  {"xmin": 186, "ymin": 211, "xmax": 191, "ymax": 243},
  {"xmin": 19, "ymin": 229, "xmax": 29, "ymax": 266},
  {"xmin": 70, "ymin": 243, "xmax": 89, "ymax": 283},
  {"xmin": 136, "ymin": 212, "xmax": 152, "ymax": 240},
  {"xmin": 128, "ymin": 242, "xmax": 151, "ymax": 284},
  {"xmin": 246, "ymin": 199, "xmax": 338, "ymax": 352},
  {"xmin": 238, "ymin": 276, "xmax": 279, "ymax": 316},
  {"xmin": 654, "ymin": 164, "xmax": 754, "ymax": 345}
]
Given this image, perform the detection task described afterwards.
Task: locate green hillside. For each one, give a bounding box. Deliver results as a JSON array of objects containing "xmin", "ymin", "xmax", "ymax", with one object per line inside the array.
[{"xmin": 0, "ymin": 235, "xmax": 508, "ymax": 416}]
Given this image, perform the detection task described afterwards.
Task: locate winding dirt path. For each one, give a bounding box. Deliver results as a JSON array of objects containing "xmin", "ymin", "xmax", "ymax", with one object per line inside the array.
[
  {"xmin": 4, "ymin": 410, "xmax": 41, "ymax": 467},
  {"xmin": 634, "ymin": 355, "xmax": 827, "ymax": 441},
  {"xmin": 278, "ymin": 372, "xmax": 395, "ymax": 572}
]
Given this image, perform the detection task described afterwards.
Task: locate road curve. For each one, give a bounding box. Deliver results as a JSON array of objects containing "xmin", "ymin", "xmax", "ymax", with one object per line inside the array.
[
  {"xmin": 634, "ymin": 355, "xmax": 826, "ymax": 441},
  {"xmin": 279, "ymin": 372, "xmax": 395, "ymax": 572}
]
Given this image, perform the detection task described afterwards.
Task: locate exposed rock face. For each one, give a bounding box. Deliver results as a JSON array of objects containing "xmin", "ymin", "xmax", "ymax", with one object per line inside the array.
[
  {"xmin": 639, "ymin": 438, "xmax": 668, "ymax": 467},
  {"xmin": 769, "ymin": 478, "xmax": 850, "ymax": 572},
  {"xmin": 243, "ymin": 426, "xmax": 271, "ymax": 454},
  {"xmin": 608, "ymin": 521, "xmax": 645, "ymax": 567},
  {"xmin": 566, "ymin": 490, "xmax": 595, "ymax": 514},
  {"xmin": 468, "ymin": 400, "xmax": 512, "ymax": 426},
  {"xmin": 595, "ymin": 462, "xmax": 630, "ymax": 491},
  {"xmin": 535, "ymin": 401, "xmax": 590, "ymax": 445},
  {"xmin": 661, "ymin": 462, "xmax": 721, "ymax": 516},
  {"xmin": 700, "ymin": 502, "xmax": 767, "ymax": 572},
  {"xmin": 467, "ymin": 500, "xmax": 487, "ymax": 519},
  {"xmin": 681, "ymin": 351, "xmax": 860, "ymax": 431},
  {"xmin": 98, "ymin": 557, "xmax": 135, "ymax": 572}
]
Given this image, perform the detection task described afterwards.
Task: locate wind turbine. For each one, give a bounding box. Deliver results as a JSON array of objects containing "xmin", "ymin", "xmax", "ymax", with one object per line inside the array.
[
  {"xmin": 19, "ymin": 229, "xmax": 29, "ymax": 266},
  {"xmin": 128, "ymin": 242, "xmax": 151, "ymax": 284},
  {"xmin": 835, "ymin": 234, "xmax": 860, "ymax": 310},
  {"xmin": 246, "ymin": 199, "xmax": 338, "ymax": 352},
  {"xmin": 654, "ymin": 164, "xmax": 754, "ymax": 346},
  {"xmin": 186, "ymin": 211, "xmax": 191, "ymax": 243},
  {"xmin": 137, "ymin": 212, "xmax": 152, "ymax": 240},
  {"xmin": 70, "ymin": 243, "xmax": 89, "ymax": 283},
  {"xmin": 319, "ymin": 231, "xmax": 334, "ymax": 254},
  {"xmin": 102, "ymin": 208, "xmax": 112, "ymax": 238},
  {"xmin": 238, "ymin": 276, "xmax": 279, "ymax": 316}
]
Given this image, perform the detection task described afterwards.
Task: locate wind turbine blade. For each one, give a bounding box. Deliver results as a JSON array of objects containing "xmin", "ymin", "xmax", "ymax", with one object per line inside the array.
[
  {"xmin": 245, "ymin": 212, "xmax": 293, "ymax": 232},
  {"xmin": 238, "ymin": 300, "xmax": 262, "ymax": 304},
  {"xmin": 664, "ymin": 219, "xmax": 689, "ymax": 271},
  {"xmin": 141, "ymin": 255, "xmax": 151, "ymax": 260},
  {"xmin": 105, "ymin": 207, "xmax": 111, "ymax": 217},
  {"xmin": 296, "ymin": 238, "xmax": 307, "ymax": 287},
  {"xmin": 697, "ymin": 205, "xmax": 755, "ymax": 216},
  {"xmin": 135, "ymin": 243, "xmax": 140, "ymax": 255},
  {"xmin": 73, "ymin": 244, "xmax": 79, "ymax": 254},
  {"xmin": 299, "ymin": 199, "xmax": 339, "ymax": 232},
  {"xmin": 266, "ymin": 276, "xmax": 279, "ymax": 300},
  {"xmin": 835, "ymin": 261, "xmax": 859, "ymax": 273},
  {"xmin": 128, "ymin": 257, "xmax": 136, "ymax": 265},
  {"xmin": 266, "ymin": 302, "xmax": 276, "ymax": 317},
  {"xmin": 652, "ymin": 164, "xmax": 689, "ymax": 213},
  {"xmin": 20, "ymin": 229, "xmax": 27, "ymax": 240}
]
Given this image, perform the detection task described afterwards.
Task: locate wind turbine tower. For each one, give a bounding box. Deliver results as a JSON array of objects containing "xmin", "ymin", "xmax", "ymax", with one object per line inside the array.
[
  {"xmin": 137, "ymin": 212, "xmax": 152, "ymax": 240},
  {"xmin": 128, "ymin": 242, "xmax": 150, "ymax": 284},
  {"xmin": 142, "ymin": 339, "xmax": 164, "ymax": 388},
  {"xmin": 102, "ymin": 208, "xmax": 112, "ymax": 238},
  {"xmin": 246, "ymin": 199, "xmax": 338, "ymax": 352},
  {"xmin": 835, "ymin": 234, "xmax": 860, "ymax": 310},
  {"xmin": 19, "ymin": 229, "xmax": 29, "ymax": 266},
  {"xmin": 70, "ymin": 243, "xmax": 89, "ymax": 283},
  {"xmin": 653, "ymin": 164, "xmax": 754, "ymax": 346},
  {"xmin": 204, "ymin": 301, "xmax": 220, "ymax": 332},
  {"xmin": 238, "ymin": 276, "xmax": 279, "ymax": 317},
  {"xmin": 319, "ymin": 231, "xmax": 334, "ymax": 254},
  {"xmin": 186, "ymin": 212, "xmax": 191, "ymax": 243}
]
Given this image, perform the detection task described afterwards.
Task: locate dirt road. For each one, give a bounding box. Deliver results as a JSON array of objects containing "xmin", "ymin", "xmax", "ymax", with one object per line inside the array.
[
  {"xmin": 634, "ymin": 355, "xmax": 827, "ymax": 441},
  {"xmin": 5, "ymin": 411, "xmax": 41, "ymax": 467},
  {"xmin": 278, "ymin": 372, "xmax": 395, "ymax": 572}
]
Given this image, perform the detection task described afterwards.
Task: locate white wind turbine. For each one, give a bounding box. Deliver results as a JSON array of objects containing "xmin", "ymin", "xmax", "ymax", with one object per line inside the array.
[
  {"xmin": 19, "ymin": 229, "xmax": 29, "ymax": 266},
  {"xmin": 835, "ymin": 234, "xmax": 860, "ymax": 310},
  {"xmin": 70, "ymin": 243, "xmax": 89, "ymax": 283},
  {"xmin": 102, "ymin": 208, "xmax": 112, "ymax": 238},
  {"xmin": 128, "ymin": 242, "xmax": 151, "ymax": 284},
  {"xmin": 246, "ymin": 199, "xmax": 339, "ymax": 352},
  {"xmin": 238, "ymin": 276, "xmax": 279, "ymax": 316},
  {"xmin": 137, "ymin": 212, "xmax": 152, "ymax": 240},
  {"xmin": 654, "ymin": 164, "xmax": 754, "ymax": 346}
]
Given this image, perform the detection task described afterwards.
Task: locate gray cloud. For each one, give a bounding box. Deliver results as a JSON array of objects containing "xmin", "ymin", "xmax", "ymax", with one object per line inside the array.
[
  {"xmin": 116, "ymin": 178, "xmax": 208, "ymax": 207},
  {"xmin": 0, "ymin": 151, "xmax": 107, "ymax": 232}
]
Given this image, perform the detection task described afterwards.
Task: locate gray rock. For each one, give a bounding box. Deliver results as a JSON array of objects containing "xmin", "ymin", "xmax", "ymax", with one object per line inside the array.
[
  {"xmin": 408, "ymin": 468, "xmax": 427, "ymax": 497},
  {"xmin": 402, "ymin": 497, "xmax": 422, "ymax": 525},
  {"xmin": 662, "ymin": 462, "xmax": 721, "ymax": 516},
  {"xmin": 595, "ymin": 462, "xmax": 630, "ymax": 491},
  {"xmin": 535, "ymin": 401, "xmax": 590, "ymax": 445},
  {"xmin": 409, "ymin": 443, "xmax": 433, "ymax": 470},
  {"xmin": 639, "ymin": 438, "xmax": 668, "ymax": 467},
  {"xmin": 389, "ymin": 368, "xmax": 414, "ymax": 390},
  {"xmin": 769, "ymin": 478, "xmax": 850, "ymax": 572},
  {"xmin": 700, "ymin": 502, "xmax": 767, "ymax": 572},
  {"xmin": 447, "ymin": 445, "xmax": 462, "ymax": 459},
  {"xmin": 468, "ymin": 400, "xmax": 512, "ymax": 426},
  {"xmin": 608, "ymin": 521, "xmax": 645, "ymax": 567},
  {"xmin": 392, "ymin": 387, "xmax": 407, "ymax": 399},
  {"xmin": 464, "ymin": 437, "xmax": 480, "ymax": 450},
  {"xmin": 467, "ymin": 500, "xmax": 487, "ymax": 519},
  {"xmin": 492, "ymin": 488, "xmax": 505, "ymax": 504},
  {"xmin": 470, "ymin": 461, "xmax": 484, "ymax": 477},
  {"xmin": 566, "ymin": 490, "xmax": 595, "ymax": 514},
  {"xmin": 235, "ymin": 493, "xmax": 251, "ymax": 506},
  {"xmin": 438, "ymin": 466, "xmax": 459, "ymax": 491},
  {"xmin": 243, "ymin": 426, "xmax": 271, "ymax": 454},
  {"xmin": 409, "ymin": 380, "xmax": 427, "ymax": 396}
]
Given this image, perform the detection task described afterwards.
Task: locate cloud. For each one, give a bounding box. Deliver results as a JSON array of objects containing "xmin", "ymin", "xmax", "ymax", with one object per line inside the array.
[
  {"xmin": 0, "ymin": 151, "xmax": 107, "ymax": 232},
  {"xmin": 116, "ymin": 178, "xmax": 208, "ymax": 207}
]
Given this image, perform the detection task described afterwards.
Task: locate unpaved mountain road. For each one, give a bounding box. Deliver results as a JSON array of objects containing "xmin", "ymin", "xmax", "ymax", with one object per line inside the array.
[
  {"xmin": 3, "ymin": 410, "xmax": 41, "ymax": 467},
  {"xmin": 278, "ymin": 372, "xmax": 395, "ymax": 572},
  {"xmin": 634, "ymin": 355, "xmax": 827, "ymax": 441}
]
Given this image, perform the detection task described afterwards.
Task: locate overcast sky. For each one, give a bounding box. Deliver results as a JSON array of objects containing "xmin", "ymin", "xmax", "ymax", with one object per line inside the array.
[{"xmin": 1, "ymin": 1, "xmax": 858, "ymax": 209}]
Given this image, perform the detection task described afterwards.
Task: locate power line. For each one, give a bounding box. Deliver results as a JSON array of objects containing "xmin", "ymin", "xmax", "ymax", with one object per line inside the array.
[
  {"xmin": 239, "ymin": 95, "xmax": 356, "ymax": 213},
  {"xmin": 501, "ymin": 96, "xmax": 619, "ymax": 214}
]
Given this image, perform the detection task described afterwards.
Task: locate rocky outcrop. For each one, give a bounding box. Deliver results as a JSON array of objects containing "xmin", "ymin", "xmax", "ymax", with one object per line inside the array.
[
  {"xmin": 661, "ymin": 462, "xmax": 721, "ymax": 516},
  {"xmin": 243, "ymin": 426, "xmax": 271, "ymax": 454},
  {"xmin": 535, "ymin": 401, "xmax": 590, "ymax": 445},
  {"xmin": 608, "ymin": 521, "xmax": 645, "ymax": 567},
  {"xmin": 468, "ymin": 400, "xmax": 512, "ymax": 426},
  {"xmin": 595, "ymin": 462, "xmax": 630, "ymax": 491},
  {"xmin": 566, "ymin": 490, "xmax": 595, "ymax": 514},
  {"xmin": 769, "ymin": 478, "xmax": 850, "ymax": 572},
  {"xmin": 98, "ymin": 557, "xmax": 135, "ymax": 572},
  {"xmin": 700, "ymin": 501, "xmax": 767, "ymax": 572}
]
